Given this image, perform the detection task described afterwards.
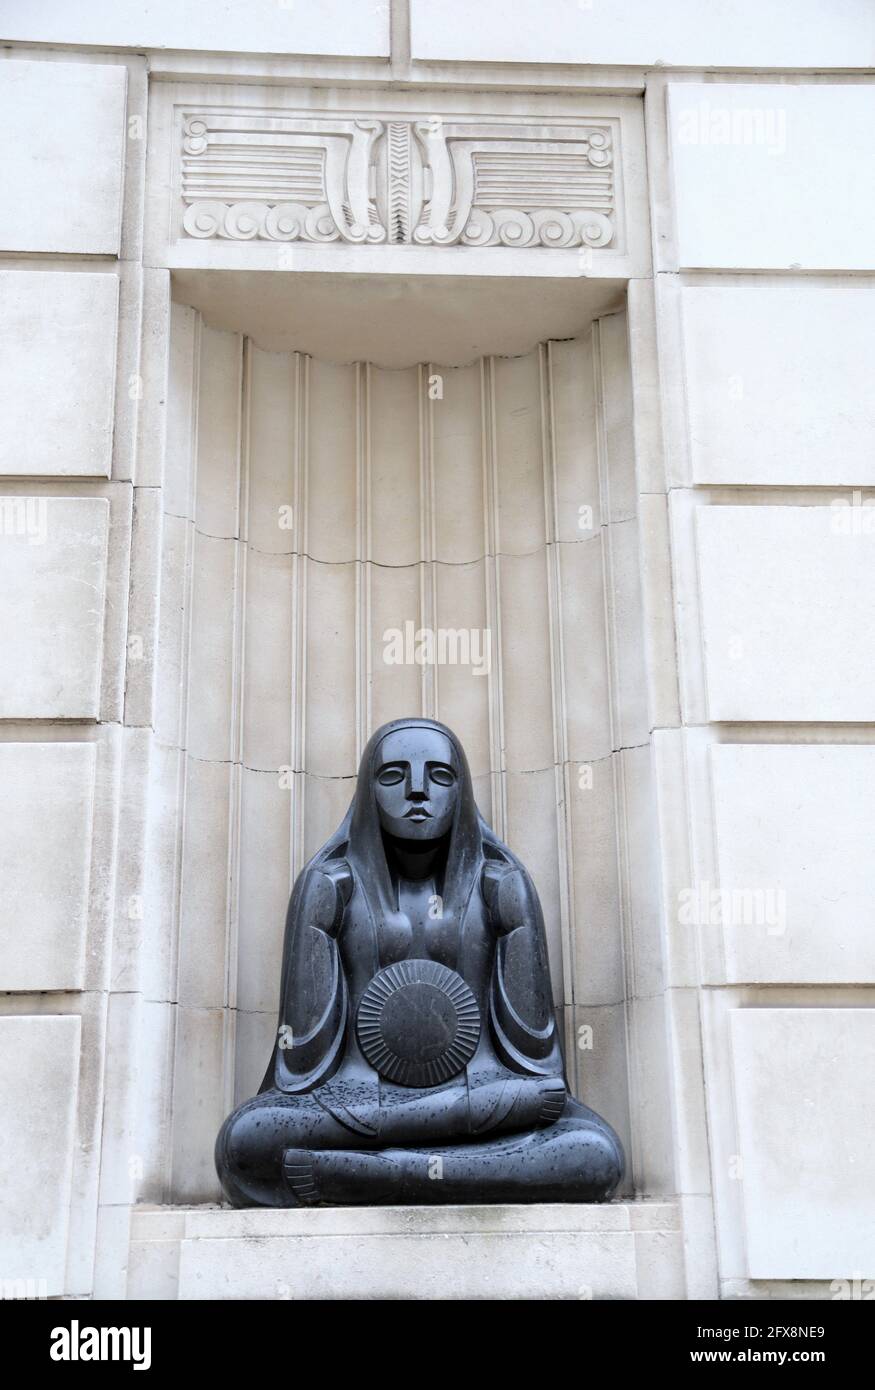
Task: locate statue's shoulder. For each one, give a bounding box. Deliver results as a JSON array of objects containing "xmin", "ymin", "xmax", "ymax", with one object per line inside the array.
[
  {"xmin": 291, "ymin": 850, "xmax": 354, "ymax": 933},
  {"xmin": 480, "ymin": 843, "xmax": 537, "ymax": 927},
  {"xmin": 317, "ymin": 851, "xmax": 354, "ymax": 900}
]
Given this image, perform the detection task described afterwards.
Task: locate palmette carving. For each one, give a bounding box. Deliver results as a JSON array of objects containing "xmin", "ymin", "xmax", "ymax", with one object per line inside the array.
[
  {"xmin": 180, "ymin": 111, "xmax": 617, "ymax": 250},
  {"xmin": 386, "ymin": 122, "xmax": 414, "ymax": 244}
]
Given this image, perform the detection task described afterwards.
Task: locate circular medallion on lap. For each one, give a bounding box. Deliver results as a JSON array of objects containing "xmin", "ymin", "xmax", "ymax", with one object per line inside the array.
[{"xmin": 356, "ymin": 960, "xmax": 481, "ymax": 1087}]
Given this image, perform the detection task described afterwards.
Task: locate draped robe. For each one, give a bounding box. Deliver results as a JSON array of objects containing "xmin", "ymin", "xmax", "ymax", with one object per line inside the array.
[{"xmin": 260, "ymin": 718, "xmax": 566, "ymax": 1127}]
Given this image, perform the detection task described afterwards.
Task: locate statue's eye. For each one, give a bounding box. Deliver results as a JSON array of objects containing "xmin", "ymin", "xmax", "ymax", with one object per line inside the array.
[
  {"xmin": 430, "ymin": 766, "xmax": 456, "ymax": 786},
  {"xmin": 377, "ymin": 766, "xmax": 405, "ymax": 785}
]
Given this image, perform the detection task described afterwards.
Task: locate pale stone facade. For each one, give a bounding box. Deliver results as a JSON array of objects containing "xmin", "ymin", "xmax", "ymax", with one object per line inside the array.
[{"xmin": 0, "ymin": 1, "xmax": 873, "ymax": 1300}]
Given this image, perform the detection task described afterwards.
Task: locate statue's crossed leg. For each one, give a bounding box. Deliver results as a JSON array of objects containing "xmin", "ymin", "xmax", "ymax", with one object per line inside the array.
[
  {"xmin": 217, "ymin": 1073, "xmax": 623, "ymax": 1207},
  {"xmin": 284, "ymin": 1107, "xmax": 622, "ymax": 1205}
]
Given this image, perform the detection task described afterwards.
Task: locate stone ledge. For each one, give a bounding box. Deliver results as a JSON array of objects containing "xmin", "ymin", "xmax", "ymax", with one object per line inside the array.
[{"xmin": 128, "ymin": 1201, "xmax": 684, "ymax": 1301}]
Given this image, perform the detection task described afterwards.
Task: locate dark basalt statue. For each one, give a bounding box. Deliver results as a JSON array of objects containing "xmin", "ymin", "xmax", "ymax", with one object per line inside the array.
[{"xmin": 216, "ymin": 718, "xmax": 625, "ymax": 1206}]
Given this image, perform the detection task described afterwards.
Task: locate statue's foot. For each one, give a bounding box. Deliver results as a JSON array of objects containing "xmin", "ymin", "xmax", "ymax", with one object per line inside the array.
[
  {"xmin": 465, "ymin": 1073, "xmax": 567, "ymax": 1137},
  {"xmin": 536, "ymin": 1078, "xmax": 567, "ymax": 1127},
  {"xmin": 282, "ymin": 1149, "xmax": 321, "ymax": 1206},
  {"xmin": 283, "ymin": 1146, "xmax": 403, "ymax": 1206}
]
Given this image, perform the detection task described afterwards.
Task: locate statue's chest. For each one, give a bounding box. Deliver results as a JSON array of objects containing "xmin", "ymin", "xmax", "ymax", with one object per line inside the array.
[
  {"xmin": 377, "ymin": 877, "xmax": 456, "ymax": 968},
  {"xmin": 340, "ymin": 878, "xmax": 493, "ymax": 997}
]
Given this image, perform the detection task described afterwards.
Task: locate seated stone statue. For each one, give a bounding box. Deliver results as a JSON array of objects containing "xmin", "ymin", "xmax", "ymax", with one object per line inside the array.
[{"xmin": 216, "ymin": 717, "xmax": 625, "ymax": 1206}]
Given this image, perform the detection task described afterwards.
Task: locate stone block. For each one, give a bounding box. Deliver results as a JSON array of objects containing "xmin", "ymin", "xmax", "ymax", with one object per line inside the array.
[
  {"xmin": 0, "ymin": 270, "xmax": 118, "ymax": 478},
  {"xmin": 0, "ymin": 496, "xmax": 110, "ymax": 718},
  {"xmin": 128, "ymin": 1201, "xmax": 682, "ymax": 1300},
  {"xmin": 0, "ymin": 60, "xmax": 126, "ymax": 254},
  {"xmin": 0, "ymin": 1015, "xmax": 81, "ymax": 1295},
  {"xmin": 710, "ymin": 744, "xmax": 875, "ymax": 984},
  {"xmin": 0, "ymin": 742, "xmax": 96, "ymax": 990},
  {"xmin": 696, "ymin": 506, "xmax": 875, "ymax": 722},
  {"xmin": 683, "ymin": 285, "xmax": 875, "ymax": 485},
  {"xmin": 730, "ymin": 1008, "xmax": 875, "ymax": 1279},
  {"xmin": 668, "ymin": 83, "xmax": 875, "ymax": 270}
]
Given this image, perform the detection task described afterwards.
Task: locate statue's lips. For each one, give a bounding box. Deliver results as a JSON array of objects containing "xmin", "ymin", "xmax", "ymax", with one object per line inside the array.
[{"xmin": 404, "ymin": 808, "xmax": 431, "ymax": 821}]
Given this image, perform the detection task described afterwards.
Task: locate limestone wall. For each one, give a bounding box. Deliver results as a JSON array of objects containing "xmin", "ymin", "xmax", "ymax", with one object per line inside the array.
[{"xmin": 0, "ymin": 2, "xmax": 873, "ymax": 1300}]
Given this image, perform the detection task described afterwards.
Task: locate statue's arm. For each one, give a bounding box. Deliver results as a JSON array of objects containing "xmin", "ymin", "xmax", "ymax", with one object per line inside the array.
[
  {"xmin": 483, "ymin": 859, "xmax": 566, "ymax": 1079},
  {"xmin": 261, "ymin": 858, "xmax": 353, "ymax": 1094}
]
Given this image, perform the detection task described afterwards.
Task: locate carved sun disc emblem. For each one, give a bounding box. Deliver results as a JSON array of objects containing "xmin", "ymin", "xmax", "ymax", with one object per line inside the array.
[{"xmin": 356, "ymin": 960, "xmax": 481, "ymax": 1087}]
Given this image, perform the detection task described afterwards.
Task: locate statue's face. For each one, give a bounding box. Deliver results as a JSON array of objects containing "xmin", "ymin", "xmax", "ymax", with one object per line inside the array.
[{"xmin": 373, "ymin": 728, "xmax": 459, "ymax": 841}]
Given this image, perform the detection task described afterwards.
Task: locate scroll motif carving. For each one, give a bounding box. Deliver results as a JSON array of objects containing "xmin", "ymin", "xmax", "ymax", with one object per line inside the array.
[
  {"xmin": 181, "ymin": 114, "xmax": 385, "ymax": 244},
  {"xmin": 180, "ymin": 111, "xmax": 617, "ymax": 251},
  {"xmin": 412, "ymin": 124, "xmax": 614, "ymax": 247}
]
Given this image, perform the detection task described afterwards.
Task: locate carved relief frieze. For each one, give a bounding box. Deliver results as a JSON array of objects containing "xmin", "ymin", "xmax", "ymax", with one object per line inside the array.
[
  {"xmin": 181, "ymin": 114, "xmax": 386, "ymax": 243},
  {"xmin": 412, "ymin": 120, "xmax": 614, "ymax": 248},
  {"xmin": 179, "ymin": 110, "xmax": 618, "ymax": 250}
]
